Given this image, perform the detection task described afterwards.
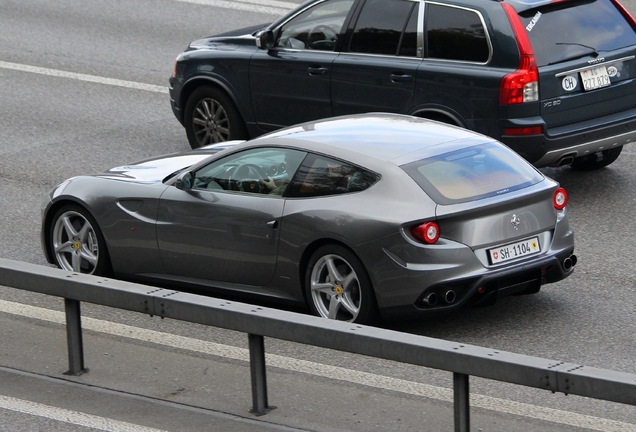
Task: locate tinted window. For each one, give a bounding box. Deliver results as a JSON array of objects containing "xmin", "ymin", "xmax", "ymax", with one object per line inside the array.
[
  {"xmin": 276, "ymin": 0, "xmax": 354, "ymax": 51},
  {"xmin": 349, "ymin": 0, "xmax": 418, "ymax": 56},
  {"xmin": 518, "ymin": 0, "xmax": 636, "ymax": 66},
  {"xmin": 401, "ymin": 142, "xmax": 543, "ymax": 204},
  {"xmin": 287, "ymin": 154, "xmax": 379, "ymax": 197},
  {"xmin": 426, "ymin": 4, "xmax": 489, "ymax": 62},
  {"xmin": 193, "ymin": 148, "xmax": 307, "ymax": 196}
]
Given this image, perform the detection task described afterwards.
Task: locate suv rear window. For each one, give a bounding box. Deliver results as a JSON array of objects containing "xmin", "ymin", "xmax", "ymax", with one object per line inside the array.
[
  {"xmin": 401, "ymin": 142, "xmax": 543, "ymax": 204},
  {"xmin": 517, "ymin": 0, "xmax": 636, "ymax": 66},
  {"xmin": 426, "ymin": 3, "xmax": 490, "ymax": 62}
]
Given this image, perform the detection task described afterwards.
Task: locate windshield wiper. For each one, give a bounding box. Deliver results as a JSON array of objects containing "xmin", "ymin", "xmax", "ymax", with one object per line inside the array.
[{"xmin": 548, "ymin": 43, "xmax": 599, "ymax": 65}]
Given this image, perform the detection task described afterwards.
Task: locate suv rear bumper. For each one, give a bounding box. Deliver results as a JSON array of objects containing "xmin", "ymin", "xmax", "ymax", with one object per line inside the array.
[
  {"xmin": 535, "ymin": 129, "xmax": 636, "ymax": 167},
  {"xmin": 502, "ymin": 118, "xmax": 636, "ymax": 167}
]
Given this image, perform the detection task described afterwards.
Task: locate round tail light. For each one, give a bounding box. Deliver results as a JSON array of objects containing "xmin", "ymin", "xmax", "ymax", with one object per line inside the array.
[
  {"xmin": 411, "ymin": 222, "xmax": 440, "ymax": 244},
  {"xmin": 553, "ymin": 187, "xmax": 568, "ymax": 210}
]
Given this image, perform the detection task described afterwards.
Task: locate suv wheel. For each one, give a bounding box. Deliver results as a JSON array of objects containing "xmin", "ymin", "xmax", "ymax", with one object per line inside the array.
[
  {"xmin": 184, "ymin": 86, "xmax": 247, "ymax": 149},
  {"xmin": 570, "ymin": 146, "xmax": 623, "ymax": 171}
]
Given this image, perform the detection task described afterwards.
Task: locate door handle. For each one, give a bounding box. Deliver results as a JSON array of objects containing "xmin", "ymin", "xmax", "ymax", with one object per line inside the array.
[
  {"xmin": 390, "ymin": 73, "xmax": 413, "ymax": 83},
  {"xmin": 308, "ymin": 66, "xmax": 329, "ymax": 75}
]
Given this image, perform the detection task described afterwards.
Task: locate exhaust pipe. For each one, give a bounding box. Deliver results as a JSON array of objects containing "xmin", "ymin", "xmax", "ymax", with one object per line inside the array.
[
  {"xmin": 552, "ymin": 153, "xmax": 577, "ymax": 167},
  {"xmin": 444, "ymin": 290, "xmax": 456, "ymax": 304},
  {"xmin": 422, "ymin": 292, "xmax": 438, "ymax": 306},
  {"xmin": 563, "ymin": 254, "xmax": 578, "ymax": 271}
]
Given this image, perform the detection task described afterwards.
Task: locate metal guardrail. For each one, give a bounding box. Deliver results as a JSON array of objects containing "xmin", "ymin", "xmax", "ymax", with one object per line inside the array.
[{"xmin": 1, "ymin": 257, "xmax": 635, "ymax": 432}]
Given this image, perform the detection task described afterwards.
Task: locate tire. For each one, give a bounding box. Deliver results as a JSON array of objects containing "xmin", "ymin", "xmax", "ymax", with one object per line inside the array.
[
  {"xmin": 305, "ymin": 244, "xmax": 377, "ymax": 324},
  {"xmin": 184, "ymin": 86, "xmax": 247, "ymax": 149},
  {"xmin": 49, "ymin": 204, "xmax": 111, "ymax": 276},
  {"xmin": 570, "ymin": 146, "xmax": 622, "ymax": 171}
]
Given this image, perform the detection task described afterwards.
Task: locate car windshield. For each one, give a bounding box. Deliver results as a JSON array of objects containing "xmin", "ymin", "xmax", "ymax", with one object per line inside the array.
[
  {"xmin": 401, "ymin": 142, "xmax": 544, "ymax": 204},
  {"xmin": 517, "ymin": 0, "xmax": 636, "ymax": 66}
]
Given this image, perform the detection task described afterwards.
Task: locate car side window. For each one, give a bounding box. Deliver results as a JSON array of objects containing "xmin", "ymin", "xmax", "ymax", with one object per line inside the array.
[
  {"xmin": 286, "ymin": 154, "xmax": 379, "ymax": 198},
  {"xmin": 192, "ymin": 148, "xmax": 307, "ymax": 196},
  {"xmin": 276, "ymin": 0, "xmax": 355, "ymax": 51},
  {"xmin": 425, "ymin": 4, "xmax": 490, "ymax": 63},
  {"xmin": 348, "ymin": 0, "xmax": 418, "ymax": 57}
]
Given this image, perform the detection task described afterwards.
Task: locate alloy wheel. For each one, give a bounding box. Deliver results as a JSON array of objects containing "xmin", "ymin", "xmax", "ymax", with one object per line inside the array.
[
  {"xmin": 310, "ymin": 253, "xmax": 361, "ymax": 322},
  {"xmin": 52, "ymin": 210, "xmax": 100, "ymax": 274},
  {"xmin": 191, "ymin": 98, "xmax": 230, "ymax": 145}
]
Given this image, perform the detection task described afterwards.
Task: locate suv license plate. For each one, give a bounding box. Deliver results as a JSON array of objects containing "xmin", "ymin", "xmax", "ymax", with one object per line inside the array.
[
  {"xmin": 580, "ymin": 65, "xmax": 611, "ymax": 91},
  {"xmin": 488, "ymin": 237, "xmax": 540, "ymax": 264}
]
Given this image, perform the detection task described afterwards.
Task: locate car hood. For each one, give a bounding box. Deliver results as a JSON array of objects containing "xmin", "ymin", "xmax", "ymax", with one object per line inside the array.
[
  {"xmin": 188, "ymin": 24, "xmax": 268, "ymax": 51},
  {"xmin": 102, "ymin": 154, "xmax": 210, "ymax": 183},
  {"xmin": 98, "ymin": 142, "xmax": 240, "ymax": 183}
]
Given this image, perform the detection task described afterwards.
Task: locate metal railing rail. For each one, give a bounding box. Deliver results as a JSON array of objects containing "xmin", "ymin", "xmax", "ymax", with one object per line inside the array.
[{"xmin": 1, "ymin": 258, "xmax": 635, "ymax": 432}]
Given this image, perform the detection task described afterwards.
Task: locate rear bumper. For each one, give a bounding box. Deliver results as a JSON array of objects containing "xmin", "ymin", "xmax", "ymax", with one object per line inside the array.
[
  {"xmin": 501, "ymin": 115, "xmax": 636, "ymax": 167},
  {"xmin": 378, "ymin": 247, "xmax": 575, "ymax": 322}
]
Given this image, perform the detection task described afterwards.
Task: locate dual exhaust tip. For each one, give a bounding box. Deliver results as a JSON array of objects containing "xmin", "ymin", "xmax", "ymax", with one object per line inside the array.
[
  {"xmin": 423, "ymin": 290, "xmax": 456, "ymax": 307},
  {"xmin": 563, "ymin": 254, "xmax": 578, "ymax": 271}
]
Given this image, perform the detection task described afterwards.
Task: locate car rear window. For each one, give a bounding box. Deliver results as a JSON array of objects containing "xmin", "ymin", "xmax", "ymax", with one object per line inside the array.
[
  {"xmin": 287, "ymin": 154, "xmax": 379, "ymax": 198},
  {"xmin": 425, "ymin": 3, "xmax": 490, "ymax": 63},
  {"xmin": 401, "ymin": 142, "xmax": 543, "ymax": 204},
  {"xmin": 517, "ymin": 0, "xmax": 636, "ymax": 66}
]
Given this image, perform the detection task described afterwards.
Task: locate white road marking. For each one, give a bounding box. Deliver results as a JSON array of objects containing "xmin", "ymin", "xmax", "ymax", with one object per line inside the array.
[
  {"xmin": 0, "ymin": 395, "xmax": 168, "ymax": 432},
  {"xmin": 174, "ymin": 0, "xmax": 295, "ymax": 15},
  {"xmin": 0, "ymin": 61, "xmax": 168, "ymax": 94},
  {"xmin": 0, "ymin": 299, "xmax": 634, "ymax": 431}
]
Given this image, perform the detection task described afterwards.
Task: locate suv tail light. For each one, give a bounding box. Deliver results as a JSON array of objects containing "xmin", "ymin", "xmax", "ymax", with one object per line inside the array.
[
  {"xmin": 500, "ymin": 2, "xmax": 539, "ymax": 105},
  {"xmin": 411, "ymin": 222, "xmax": 440, "ymax": 244},
  {"xmin": 553, "ymin": 187, "xmax": 568, "ymax": 210}
]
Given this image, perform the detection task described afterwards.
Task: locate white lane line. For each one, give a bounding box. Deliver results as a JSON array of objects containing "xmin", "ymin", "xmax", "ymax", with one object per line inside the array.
[
  {"xmin": 1, "ymin": 299, "xmax": 634, "ymax": 432},
  {"xmin": 174, "ymin": 0, "xmax": 295, "ymax": 15},
  {"xmin": 0, "ymin": 61, "xmax": 167, "ymax": 94},
  {"xmin": 0, "ymin": 395, "xmax": 168, "ymax": 432}
]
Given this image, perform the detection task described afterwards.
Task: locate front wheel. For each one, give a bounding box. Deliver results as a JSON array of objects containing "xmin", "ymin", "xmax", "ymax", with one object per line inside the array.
[
  {"xmin": 184, "ymin": 86, "xmax": 247, "ymax": 149},
  {"xmin": 570, "ymin": 146, "xmax": 622, "ymax": 170},
  {"xmin": 50, "ymin": 205, "xmax": 111, "ymax": 276},
  {"xmin": 305, "ymin": 245, "xmax": 377, "ymax": 324}
]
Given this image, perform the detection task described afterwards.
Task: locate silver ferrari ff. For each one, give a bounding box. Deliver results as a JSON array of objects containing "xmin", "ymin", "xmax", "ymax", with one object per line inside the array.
[{"xmin": 41, "ymin": 114, "xmax": 575, "ymax": 323}]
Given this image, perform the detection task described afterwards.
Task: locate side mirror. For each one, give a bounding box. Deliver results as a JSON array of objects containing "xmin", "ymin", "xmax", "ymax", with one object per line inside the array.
[
  {"xmin": 255, "ymin": 30, "xmax": 275, "ymax": 50},
  {"xmin": 175, "ymin": 171, "xmax": 194, "ymax": 190}
]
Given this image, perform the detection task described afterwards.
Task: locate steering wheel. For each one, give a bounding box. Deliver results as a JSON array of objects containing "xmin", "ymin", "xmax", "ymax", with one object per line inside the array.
[
  {"xmin": 308, "ymin": 24, "xmax": 338, "ymax": 50},
  {"xmin": 230, "ymin": 163, "xmax": 273, "ymax": 193}
]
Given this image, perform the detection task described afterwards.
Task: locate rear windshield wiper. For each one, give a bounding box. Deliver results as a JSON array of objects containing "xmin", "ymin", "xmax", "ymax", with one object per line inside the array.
[{"xmin": 548, "ymin": 42, "xmax": 599, "ymax": 65}]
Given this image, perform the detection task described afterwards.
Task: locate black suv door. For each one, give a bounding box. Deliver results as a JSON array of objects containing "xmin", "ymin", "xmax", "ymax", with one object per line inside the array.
[
  {"xmin": 332, "ymin": 0, "xmax": 420, "ymax": 115},
  {"xmin": 249, "ymin": 0, "xmax": 355, "ymax": 132}
]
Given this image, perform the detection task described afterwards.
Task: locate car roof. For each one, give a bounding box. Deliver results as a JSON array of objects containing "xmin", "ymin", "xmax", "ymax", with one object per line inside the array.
[{"xmin": 250, "ymin": 113, "xmax": 496, "ymax": 166}]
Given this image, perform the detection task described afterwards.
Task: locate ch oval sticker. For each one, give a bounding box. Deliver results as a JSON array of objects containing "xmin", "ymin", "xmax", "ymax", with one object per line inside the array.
[{"xmin": 562, "ymin": 75, "xmax": 578, "ymax": 92}]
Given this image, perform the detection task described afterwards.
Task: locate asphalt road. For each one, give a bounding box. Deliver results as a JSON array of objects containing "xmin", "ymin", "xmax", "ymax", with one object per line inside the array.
[{"xmin": 1, "ymin": 0, "xmax": 636, "ymax": 431}]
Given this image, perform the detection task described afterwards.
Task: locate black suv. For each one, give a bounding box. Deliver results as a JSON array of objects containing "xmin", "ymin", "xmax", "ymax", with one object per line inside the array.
[{"xmin": 169, "ymin": 0, "xmax": 636, "ymax": 170}]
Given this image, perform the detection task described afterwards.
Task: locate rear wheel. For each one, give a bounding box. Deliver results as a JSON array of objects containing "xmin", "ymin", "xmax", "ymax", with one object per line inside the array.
[
  {"xmin": 570, "ymin": 146, "xmax": 622, "ymax": 170},
  {"xmin": 305, "ymin": 244, "xmax": 377, "ymax": 324},
  {"xmin": 50, "ymin": 205, "xmax": 111, "ymax": 276},
  {"xmin": 184, "ymin": 86, "xmax": 247, "ymax": 149}
]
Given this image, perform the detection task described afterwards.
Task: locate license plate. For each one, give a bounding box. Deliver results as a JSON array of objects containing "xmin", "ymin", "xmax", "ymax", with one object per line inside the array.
[
  {"xmin": 580, "ymin": 65, "xmax": 611, "ymax": 91},
  {"xmin": 488, "ymin": 237, "xmax": 540, "ymax": 264}
]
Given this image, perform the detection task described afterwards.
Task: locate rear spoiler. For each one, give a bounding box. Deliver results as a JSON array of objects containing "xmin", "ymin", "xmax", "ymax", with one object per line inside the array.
[
  {"xmin": 501, "ymin": 0, "xmax": 577, "ymax": 13},
  {"xmin": 502, "ymin": 0, "xmax": 636, "ymax": 29}
]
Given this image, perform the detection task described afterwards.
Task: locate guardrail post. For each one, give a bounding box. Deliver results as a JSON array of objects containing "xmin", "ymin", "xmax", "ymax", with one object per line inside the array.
[
  {"xmin": 248, "ymin": 333, "xmax": 275, "ymax": 415},
  {"xmin": 453, "ymin": 372, "xmax": 470, "ymax": 432},
  {"xmin": 64, "ymin": 298, "xmax": 88, "ymax": 375}
]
